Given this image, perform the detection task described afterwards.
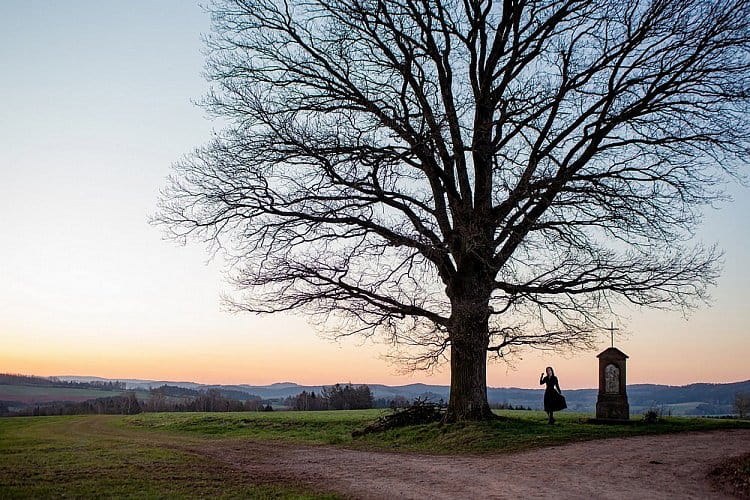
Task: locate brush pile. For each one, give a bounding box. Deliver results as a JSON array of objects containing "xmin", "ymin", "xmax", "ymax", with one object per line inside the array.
[{"xmin": 352, "ymin": 399, "xmax": 445, "ymax": 436}]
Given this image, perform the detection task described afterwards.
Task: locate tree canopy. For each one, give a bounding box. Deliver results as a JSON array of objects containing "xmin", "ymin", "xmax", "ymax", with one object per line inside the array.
[{"xmin": 157, "ymin": 0, "xmax": 750, "ymax": 419}]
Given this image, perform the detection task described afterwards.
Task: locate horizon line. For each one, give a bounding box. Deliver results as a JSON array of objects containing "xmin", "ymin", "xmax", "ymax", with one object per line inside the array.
[{"xmin": 33, "ymin": 373, "xmax": 750, "ymax": 391}]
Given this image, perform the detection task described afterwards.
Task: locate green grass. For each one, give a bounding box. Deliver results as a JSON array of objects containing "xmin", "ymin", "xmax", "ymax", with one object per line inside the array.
[
  {"xmin": 0, "ymin": 416, "xmax": 338, "ymax": 499},
  {"xmin": 124, "ymin": 409, "xmax": 750, "ymax": 454},
  {"xmin": 124, "ymin": 409, "xmax": 383, "ymax": 445}
]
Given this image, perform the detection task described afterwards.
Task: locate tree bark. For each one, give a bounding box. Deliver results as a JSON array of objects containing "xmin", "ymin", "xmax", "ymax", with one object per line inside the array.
[
  {"xmin": 444, "ymin": 260, "xmax": 494, "ymax": 422},
  {"xmin": 445, "ymin": 332, "xmax": 494, "ymax": 421}
]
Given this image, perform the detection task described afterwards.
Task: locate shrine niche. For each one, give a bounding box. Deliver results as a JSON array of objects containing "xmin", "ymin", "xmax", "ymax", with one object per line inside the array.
[{"xmin": 595, "ymin": 347, "xmax": 630, "ymax": 421}]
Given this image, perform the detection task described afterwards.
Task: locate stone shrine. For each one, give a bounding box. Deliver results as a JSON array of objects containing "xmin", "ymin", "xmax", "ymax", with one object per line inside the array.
[{"xmin": 595, "ymin": 347, "xmax": 629, "ymax": 420}]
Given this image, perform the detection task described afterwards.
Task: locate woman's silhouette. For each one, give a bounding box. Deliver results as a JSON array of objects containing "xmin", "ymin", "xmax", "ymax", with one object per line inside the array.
[{"xmin": 540, "ymin": 366, "xmax": 566, "ymax": 424}]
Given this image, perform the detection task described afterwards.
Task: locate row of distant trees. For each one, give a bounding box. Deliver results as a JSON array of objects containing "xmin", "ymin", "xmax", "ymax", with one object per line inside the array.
[
  {"xmin": 7, "ymin": 389, "xmax": 272, "ymax": 417},
  {"xmin": 283, "ymin": 384, "xmax": 374, "ymax": 410},
  {"xmin": 142, "ymin": 388, "xmax": 267, "ymax": 413},
  {"xmin": 5, "ymin": 384, "xmax": 748, "ymax": 418},
  {"xmin": 490, "ymin": 402, "xmax": 533, "ymax": 411},
  {"xmin": 147, "ymin": 384, "xmax": 262, "ymax": 402},
  {"xmin": 281, "ymin": 386, "xmax": 536, "ymax": 411},
  {"xmin": 13, "ymin": 393, "xmax": 142, "ymax": 416}
]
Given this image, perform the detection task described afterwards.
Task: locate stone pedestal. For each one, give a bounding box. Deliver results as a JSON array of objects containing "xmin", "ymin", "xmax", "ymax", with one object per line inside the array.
[{"xmin": 595, "ymin": 347, "xmax": 629, "ymax": 420}]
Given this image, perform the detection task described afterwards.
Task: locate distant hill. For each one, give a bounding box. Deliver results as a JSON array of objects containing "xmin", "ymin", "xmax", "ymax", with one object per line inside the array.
[
  {"xmin": 0, "ymin": 373, "xmax": 134, "ymax": 411},
  {"xmin": 0, "ymin": 374, "xmax": 262, "ymax": 412},
  {"xmin": 57, "ymin": 375, "xmax": 204, "ymax": 390},
  {"xmin": 51, "ymin": 375, "xmax": 750, "ymax": 416}
]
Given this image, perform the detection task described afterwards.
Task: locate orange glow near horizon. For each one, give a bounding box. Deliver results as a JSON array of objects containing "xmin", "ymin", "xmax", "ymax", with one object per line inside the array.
[{"xmin": 2, "ymin": 301, "xmax": 748, "ymax": 390}]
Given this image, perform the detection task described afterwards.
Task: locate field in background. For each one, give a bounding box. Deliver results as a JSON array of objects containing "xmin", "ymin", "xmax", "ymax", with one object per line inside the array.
[{"xmin": 0, "ymin": 384, "xmax": 140, "ymax": 404}]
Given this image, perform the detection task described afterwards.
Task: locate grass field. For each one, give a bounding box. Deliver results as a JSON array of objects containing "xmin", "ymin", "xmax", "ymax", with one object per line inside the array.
[
  {"xmin": 0, "ymin": 416, "xmax": 338, "ymax": 499},
  {"xmin": 2, "ymin": 410, "xmax": 749, "ymax": 498},
  {"xmin": 0, "ymin": 384, "xmax": 138, "ymax": 404},
  {"xmin": 123, "ymin": 409, "xmax": 750, "ymax": 454}
]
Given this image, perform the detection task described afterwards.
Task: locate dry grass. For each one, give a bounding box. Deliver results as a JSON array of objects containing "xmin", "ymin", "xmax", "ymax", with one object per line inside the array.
[{"xmin": 710, "ymin": 451, "xmax": 750, "ymax": 499}]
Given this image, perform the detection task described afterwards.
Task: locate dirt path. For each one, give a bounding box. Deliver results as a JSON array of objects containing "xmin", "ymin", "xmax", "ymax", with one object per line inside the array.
[
  {"xmin": 197, "ymin": 430, "xmax": 750, "ymax": 499},
  {"xmin": 69, "ymin": 418, "xmax": 750, "ymax": 499}
]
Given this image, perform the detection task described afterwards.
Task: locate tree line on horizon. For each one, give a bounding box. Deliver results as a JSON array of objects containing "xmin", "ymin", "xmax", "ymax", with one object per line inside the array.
[
  {"xmin": 3, "ymin": 388, "xmax": 748, "ymax": 418},
  {"xmin": 3, "ymin": 383, "xmax": 398, "ymax": 416},
  {"xmin": 3, "ymin": 389, "xmax": 269, "ymax": 417},
  {"xmin": 2, "ymin": 383, "xmax": 380, "ymax": 416},
  {"xmin": 8, "ymin": 392, "xmax": 143, "ymax": 417},
  {"xmin": 284, "ymin": 384, "xmax": 375, "ymax": 410},
  {"xmin": 142, "ymin": 386, "xmax": 268, "ymax": 412}
]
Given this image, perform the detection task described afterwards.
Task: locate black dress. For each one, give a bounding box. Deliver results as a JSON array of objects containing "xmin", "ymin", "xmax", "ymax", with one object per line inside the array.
[{"xmin": 540, "ymin": 375, "xmax": 567, "ymax": 412}]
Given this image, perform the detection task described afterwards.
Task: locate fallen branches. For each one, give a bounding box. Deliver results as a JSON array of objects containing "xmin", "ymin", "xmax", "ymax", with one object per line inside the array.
[{"xmin": 352, "ymin": 399, "xmax": 445, "ymax": 436}]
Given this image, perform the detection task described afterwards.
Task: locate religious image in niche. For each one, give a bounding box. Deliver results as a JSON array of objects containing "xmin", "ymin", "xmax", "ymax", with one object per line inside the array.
[
  {"xmin": 540, "ymin": 366, "xmax": 567, "ymax": 424},
  {"xmin": 605, "ymin": 364, "xmax": 620, "ymax": 394}
]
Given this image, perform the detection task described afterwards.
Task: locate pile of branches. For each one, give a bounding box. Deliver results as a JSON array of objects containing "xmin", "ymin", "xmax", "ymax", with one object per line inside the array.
[{"xmin": 352, "ymin": 399, "xmax": 445, "ymax": 436}]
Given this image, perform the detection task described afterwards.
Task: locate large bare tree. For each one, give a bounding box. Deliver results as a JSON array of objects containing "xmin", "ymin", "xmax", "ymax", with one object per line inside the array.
[{"xmin": 157, "ymin": 0, "xmax": 750, "ymax": 420}]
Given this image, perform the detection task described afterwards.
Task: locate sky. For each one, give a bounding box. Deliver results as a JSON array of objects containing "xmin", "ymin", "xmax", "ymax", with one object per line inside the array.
[{"xmin": 0, "ymin": 1, "xmax": 748, "ymax": 390}]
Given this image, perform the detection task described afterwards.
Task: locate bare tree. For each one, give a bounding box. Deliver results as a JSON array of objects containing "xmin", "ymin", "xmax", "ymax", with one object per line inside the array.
[
  {"xmin": 735, "ymin": 392, "xmax": 750, "ymax": 419},
  {"xmin": 156, "ymin": 0, "xmax": 750, "ymax": 420}
]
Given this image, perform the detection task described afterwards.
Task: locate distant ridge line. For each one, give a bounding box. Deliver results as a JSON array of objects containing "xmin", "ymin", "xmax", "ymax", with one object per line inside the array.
[
  {"xmin": 53, "ymin": 374, "xmax": 750, "ymax": 392},
  {"xmin": 1, "ymin": 373, "xmax": 746, "ymax": 415}
]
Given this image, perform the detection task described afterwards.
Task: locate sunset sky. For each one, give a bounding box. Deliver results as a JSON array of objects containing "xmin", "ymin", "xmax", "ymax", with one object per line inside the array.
[{"xmin": 1, "ymin": 1, "xmax": 748, "ymax": 390}]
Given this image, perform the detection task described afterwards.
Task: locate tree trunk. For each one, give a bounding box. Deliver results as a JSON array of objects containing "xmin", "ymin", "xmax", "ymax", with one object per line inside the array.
[
  {"xmin": 444, "ymin": 266, "xmax": 494, "ymax": 421},
  {"xmin": 445, "ymin": 332, "xmax": 494, "ymax": 421},
  {"xmin": 444, "ymin": 221, "xmax": 495, "ymax": 422}
]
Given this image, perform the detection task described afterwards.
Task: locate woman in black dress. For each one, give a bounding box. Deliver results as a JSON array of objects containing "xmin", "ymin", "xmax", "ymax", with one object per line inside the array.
[{"xmin": 540, "ymin": 366, "xmax": 566, "ymax": 424}]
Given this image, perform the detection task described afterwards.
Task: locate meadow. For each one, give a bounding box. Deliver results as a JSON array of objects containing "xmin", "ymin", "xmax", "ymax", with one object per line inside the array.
[
  {"xmin": 0, "ymin": 415, "xmax": 337, "ymax": 499},
  {"xmin": 0, "ymin": 384, "xmax": 141, "ymax": 404},
  {"xmin": 1, "ymin": 410, "xmax": 749, "ymax": 498}
]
